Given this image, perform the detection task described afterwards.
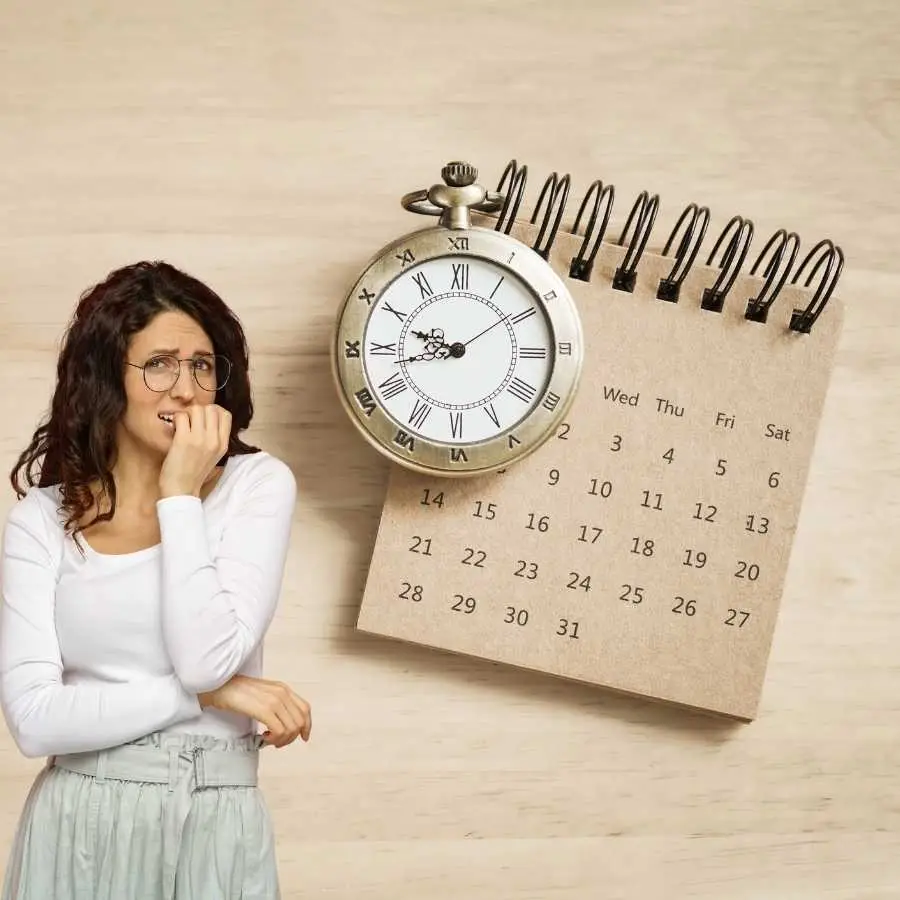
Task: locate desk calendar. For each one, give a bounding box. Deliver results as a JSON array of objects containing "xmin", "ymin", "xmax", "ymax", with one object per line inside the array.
[{"xmin": 354, "ymin": 162, "xmax": 845, "ymax": 720}]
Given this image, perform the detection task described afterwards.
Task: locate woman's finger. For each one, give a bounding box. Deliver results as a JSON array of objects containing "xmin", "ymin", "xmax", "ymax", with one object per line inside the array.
[
  {"xmin": 263, "ymin": 688, "xmax": 310, "ymax": 747},
  {"xmin": 290, "ymin": 692, "xmax": 312, "ymax": 741},
  {"xmin": 175, "ymin": 405, "xmax": 199, "ymax": 440},
  {"xmin": 201, "ymin": 404, "xmax": 227, "ymax": 456},
  {"xmin": 220, "ymin": 677, "xmax": 311, "ymax": 748},
  {"xmin": 266, "ymin": 696, "xmax": 303, "ymax": 747},
  {"xmin": 217, "ymin": 406, "xmax": 231, "ymax": 455},
  {"xmin": 299, "ymin": 705, "xmax": 311, "ymax": 741},
  {"xmin": 203, "ymin": 404, "xmax": 218, "ymax": 441},
  {"xmin": 253, "ymin": 683, "xmax": 303, "ymax": 744},
  {"xmin": 254, "ymin": 700, "xmax": 293, "ymax": 745},
  {"xmin": 172, "ymin": 410, "xmax": 190, "ymax": 436}
]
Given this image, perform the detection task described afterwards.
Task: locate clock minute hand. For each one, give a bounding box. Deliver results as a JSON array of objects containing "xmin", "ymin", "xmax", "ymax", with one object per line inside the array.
[{"xmin": 463, "ymin": 313, "xmax": 511, "ymax": 348}]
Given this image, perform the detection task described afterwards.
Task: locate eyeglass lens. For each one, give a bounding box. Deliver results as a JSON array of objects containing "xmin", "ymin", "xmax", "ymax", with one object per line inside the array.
[{"xmin": 144, "ymin": 355, "xmax": 231, "ymax": 391}]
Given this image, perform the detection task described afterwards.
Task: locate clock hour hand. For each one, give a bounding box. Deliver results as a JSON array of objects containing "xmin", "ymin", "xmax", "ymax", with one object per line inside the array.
[
  {"xmin": 407, "ymin": 326, "xmax": 465, "ymax": 359},
  {"xmin": 395, "ymin": 344, "xmax": 453, "ymax": 364},
  {"xmin": 412, "ymin": 328, "xmax": 445, "ymax": 342}
]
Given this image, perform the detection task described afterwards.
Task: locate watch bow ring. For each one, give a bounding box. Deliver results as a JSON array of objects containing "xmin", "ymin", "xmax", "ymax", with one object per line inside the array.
[{"xmin": 400, "ymin": 161, "xmax": 505, "ymax": 228}]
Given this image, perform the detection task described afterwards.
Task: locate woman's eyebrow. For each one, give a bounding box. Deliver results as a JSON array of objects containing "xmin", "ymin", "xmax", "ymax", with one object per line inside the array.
[{"xmin": 147, "ymin": 347, "xmax": 214, "ymax": 356}]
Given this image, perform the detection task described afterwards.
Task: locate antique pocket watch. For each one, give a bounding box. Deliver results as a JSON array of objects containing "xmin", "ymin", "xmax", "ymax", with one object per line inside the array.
[{"xmin": 331, "ymin": 161, "xmax": 584, "ymax": 477}]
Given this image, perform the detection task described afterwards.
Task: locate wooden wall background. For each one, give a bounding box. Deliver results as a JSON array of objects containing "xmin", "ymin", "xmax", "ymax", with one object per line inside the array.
[{"xmin": 1, "ymin": 1, "xmax": 898, "ymax": 896}]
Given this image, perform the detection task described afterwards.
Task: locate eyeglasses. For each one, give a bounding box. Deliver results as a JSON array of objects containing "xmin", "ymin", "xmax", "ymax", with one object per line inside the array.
[{"xmin": 126, "ymin": 354, "xmax": 232, "ymax": 393}]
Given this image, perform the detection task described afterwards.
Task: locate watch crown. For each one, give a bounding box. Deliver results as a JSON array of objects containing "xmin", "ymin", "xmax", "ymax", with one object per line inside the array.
[
  {"xmin": 402, "ymin": 160, "xmax": 502, "ymax": 227},
  {"xmin": 441, "ymin": 161, "xmax": 477, "ymax": 188}
]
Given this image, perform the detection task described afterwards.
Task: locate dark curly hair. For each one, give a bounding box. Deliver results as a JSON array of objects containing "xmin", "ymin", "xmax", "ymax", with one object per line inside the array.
[{"xmin": 9, "ymin": 260, "xmax": 260, "ymax": 545}]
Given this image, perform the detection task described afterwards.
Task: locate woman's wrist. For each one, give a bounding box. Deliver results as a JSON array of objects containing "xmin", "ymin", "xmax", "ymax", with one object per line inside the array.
[
  {"xmin": 159, "ymin": 481, "xmax": 200, "ymax": 499},
  {"xmin": 197, "ymin": 690, "xmax": 216, "ymax": 710}
]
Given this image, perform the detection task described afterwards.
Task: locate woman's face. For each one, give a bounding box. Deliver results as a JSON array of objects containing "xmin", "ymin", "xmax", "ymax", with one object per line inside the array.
[{"xmin": 117, "ymin": 309, "xmax": 218, "ymax": 460}]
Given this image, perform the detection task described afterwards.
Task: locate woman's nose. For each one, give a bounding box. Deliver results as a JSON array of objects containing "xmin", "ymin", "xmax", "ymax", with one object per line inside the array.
[{"xmin": 169, "ymin": 363, "xmax": 197, "ymax": 399}]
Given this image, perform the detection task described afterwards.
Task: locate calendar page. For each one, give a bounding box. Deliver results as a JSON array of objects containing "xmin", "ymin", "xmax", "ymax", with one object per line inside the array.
[{"xmin": 355, "ymin": 216, "xmax": 844, "ymax": 720}]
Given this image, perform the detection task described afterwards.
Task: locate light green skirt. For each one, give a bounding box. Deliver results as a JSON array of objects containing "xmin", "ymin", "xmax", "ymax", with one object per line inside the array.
[{"xmin": 1, "ymin": 732, "xmax": 280, "ymax": 900}]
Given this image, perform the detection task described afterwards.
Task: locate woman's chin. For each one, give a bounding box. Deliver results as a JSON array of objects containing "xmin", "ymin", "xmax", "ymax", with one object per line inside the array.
[
  {"xmin": 148, "ymin": 429, "xmax": 175, "ymax": 455},
  {"xmin": 116, "ymin": 419, "xmax": 174, "ymax": 459}
]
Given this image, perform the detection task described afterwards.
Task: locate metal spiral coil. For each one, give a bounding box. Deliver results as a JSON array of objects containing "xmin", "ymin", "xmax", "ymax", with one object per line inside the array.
[
  {"xmin": 657, "ymin": 203, "xmax": 711, "ymax": 303},
  {"xmin": 569, "ymin": 179, "xmax": 615, "ymax": 282},
  {"xmin": 489, "ymin": 158, "xmax": 844, "ymax": 333}
]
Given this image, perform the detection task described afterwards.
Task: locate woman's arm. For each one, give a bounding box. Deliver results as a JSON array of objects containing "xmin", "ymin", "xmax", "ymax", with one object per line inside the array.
[
  {"xmin": 0, "ymin": 494, "xmax": 202, "ymax": 758},
  {"xmin": 157, "ymin": 454, "xmax": 297, "ymax": 694}
]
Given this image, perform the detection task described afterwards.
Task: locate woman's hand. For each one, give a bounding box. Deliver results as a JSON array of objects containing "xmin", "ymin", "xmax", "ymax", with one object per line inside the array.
[
  {"xmin": 198, "ymin": 674, "xmax": 312, "ymax": 748},
  {"xmin": 159, "ymin": 403, "xmax": 232, "ymax": 498}
]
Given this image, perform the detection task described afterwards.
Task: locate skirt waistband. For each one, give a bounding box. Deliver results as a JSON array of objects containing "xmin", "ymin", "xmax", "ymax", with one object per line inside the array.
[
  {"xmin": 49, "ymin": 738, "xmax": 260, "ymax": 790},
  {"xmin": 47, "ymin": 738, "xmax": 262, "ymax": 899}
]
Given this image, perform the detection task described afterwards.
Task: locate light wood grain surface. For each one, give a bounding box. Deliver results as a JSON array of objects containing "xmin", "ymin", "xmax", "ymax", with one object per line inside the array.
[{"xmin": 1, "ymin": 1, "xmax": 898, "ymax": 897}]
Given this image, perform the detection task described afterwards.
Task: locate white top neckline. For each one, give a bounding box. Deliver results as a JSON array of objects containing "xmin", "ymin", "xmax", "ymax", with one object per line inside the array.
[{"xmin": 78, "ymin": 456, "xmax": 237, "ymax": 560}]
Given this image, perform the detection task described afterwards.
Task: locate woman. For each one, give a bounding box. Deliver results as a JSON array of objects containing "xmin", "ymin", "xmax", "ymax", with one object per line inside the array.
[{"xmin": 0, "ymin": 261, "xmax": 311, "ymax": 899}]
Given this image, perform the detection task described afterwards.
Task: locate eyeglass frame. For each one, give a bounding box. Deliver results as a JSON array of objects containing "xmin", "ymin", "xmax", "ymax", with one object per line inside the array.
[{"xmin": 125, "ymin": 353, "xmax": 232, "ymax": 393}]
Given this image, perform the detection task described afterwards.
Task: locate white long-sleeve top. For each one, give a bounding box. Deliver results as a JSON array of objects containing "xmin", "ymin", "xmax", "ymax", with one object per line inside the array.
[{"xmin": 0, "ymin": 450, "xmax": 297, "ymax": 759}]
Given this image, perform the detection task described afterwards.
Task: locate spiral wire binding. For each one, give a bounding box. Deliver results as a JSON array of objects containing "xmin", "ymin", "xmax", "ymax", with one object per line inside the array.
[
  {"xmin": 490, "ymin": 158, "xmax": 844, "ymax": 333},
  {"xmin": 613, "ymin": 191, "xmax": 660, "ymax": 293},
  {"xmin": 657, "ymin": 203, "xmax": 711, "ymax": 303},
  {"xmin": 530, "ymin": 172, "xmax": 571, "ymax": 260},
  {"xmin": 789, "ymin": 240, "xmax": 844, "ymax": 333},
  {"xmin": 743, "ymin": 230, "xmax": 801, "ymax": 324},
  {"xmin": 494, "ymin": 160, "xmax": 528, "ymax": 235},
  {"xmin": 701, "ymin": 216, "xmax": 755, "ymax": 312},
  {"xmin": 569, "ymin": 180, "xmax": 615, "ymax": 282}
]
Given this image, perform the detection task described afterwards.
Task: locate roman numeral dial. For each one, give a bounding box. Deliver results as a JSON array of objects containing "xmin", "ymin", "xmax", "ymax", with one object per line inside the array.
[
  {"xmin": 327, "ymin": 177, "xmax": 590, "ymax": 482},
  {"xmin": 333, "ymin": 202, "xmax": 585, "ymax": 482},
  {"xmin": 362, "ymin": 253, "xmax": 556, "ymax": 446}
]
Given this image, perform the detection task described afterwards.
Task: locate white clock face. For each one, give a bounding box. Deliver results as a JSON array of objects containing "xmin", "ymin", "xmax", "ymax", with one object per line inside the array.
[
  {"xmin": 363, "ymin": 255, "xmax": 553, "ymax": 445},
  {"xmin": 333, "ymin": 224, "xmax": 583, "ymax": 477}
]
